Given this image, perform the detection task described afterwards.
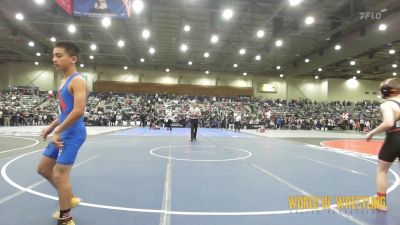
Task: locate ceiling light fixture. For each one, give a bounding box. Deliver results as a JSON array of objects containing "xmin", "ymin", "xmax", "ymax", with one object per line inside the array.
[
  {"xmin": 289, "ymin": 0, "xmax": 303, "ymax": 6},
  {"xmin": 211, "ymin": 35, "xmax": 219, "ymax": 43},
  {"xmin": 184, "ymin": 25, "xmax": 191, "ymax": 32},
  {"xmin": 378, "ymin": 23, "xmax": 387, "ymax": 31},
  {"xmin": 275, "ymin": 39, "xmax": 283, "ymax": 47},
  {"xmin": 256, "ymin": 30, "xmax": 265, "ymax": 38},
  {"xmin": 132, "ymin": 0, "xmax": 144, "ymax": 14},
  {"xmin": 142, "ymin": 29, "xmax": 150, "ymax": 39},
  {"xmin": 117, "ymin": 40, "xmax": 125, "ymax": 47},
  {"xmin": 101, "ymin": 17, "xmax": 111, "ymax": 28},
  {"xmin": 15, "ymin": 13, "xmax": 24, "ymax": 20},
  {"xmin": 68, "ymin": 24, "xmax": 76, "ymax": 33},
  {"xmin": 90, "ymin": 44, "xmax": 97, "ymax": 51},
  {"xmin": 222, "ymin": 9, "xmax": 233, "ymax": 20},
  {"xmin": 305, "ymin": 16, "xmax": 315, "ymax": 25},
  {"xmin": 180, "ymin": 44, "xmax": 188, "ymax": 52},
  {"xmin": 149, "ymin": 47, "xmax": 155, "ymax": 54}
]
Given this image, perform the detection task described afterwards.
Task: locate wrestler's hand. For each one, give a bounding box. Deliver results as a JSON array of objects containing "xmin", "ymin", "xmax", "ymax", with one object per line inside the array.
[
  {"xmin": 366, "ymin": 132, "xmax": 374, "ymax": 142},
  {"xmin": 52, "ymin": 129, "xmax": 64, "ymax": 149},
  {"xmin": 40, "ymin": 127, "xmax": 50, "ymax": 141}
]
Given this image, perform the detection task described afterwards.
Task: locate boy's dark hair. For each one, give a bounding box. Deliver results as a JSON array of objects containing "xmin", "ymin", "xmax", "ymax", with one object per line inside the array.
[
  {"xmin": 381, "ymin": 78, "xmax": 400, "ymax": 90},
  {"xmin": 55, "ymin": 42, "xmax": 80, "ymax": 57},
  {"xmin": 380, "ymin": 78, "xmax": 400, "ymax": 98}
]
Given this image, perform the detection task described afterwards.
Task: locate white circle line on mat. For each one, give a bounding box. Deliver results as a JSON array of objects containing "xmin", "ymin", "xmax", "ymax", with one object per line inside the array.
[
  {"xmin": 150, "ymin": 145, "xmax": 252, "ymax": 162},
  {"xmin": 0, "ymin": 136, "xmax": 39, "ymax": 154},
  {"xmin": 1, "ymin": 145, "xmax": 399, "ymax": 215}
]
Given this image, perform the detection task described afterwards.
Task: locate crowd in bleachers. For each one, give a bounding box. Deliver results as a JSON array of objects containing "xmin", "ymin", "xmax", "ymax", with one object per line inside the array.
[
  {"xmin": 0, "ymin": 89, "xmax": 56, "ymax": 126},
  {"xmin": 0, "ymin": 89, "xmax": 382, "ymax": 132}
]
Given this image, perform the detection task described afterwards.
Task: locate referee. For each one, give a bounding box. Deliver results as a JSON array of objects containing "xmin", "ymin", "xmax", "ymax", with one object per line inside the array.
[
  {"xmin": 234, "ymin": 113, "xmax": 241, "ymax": 132},
  {"xmin": 188, "ymin": 101, "xmax": 201, "ymax": 141}
]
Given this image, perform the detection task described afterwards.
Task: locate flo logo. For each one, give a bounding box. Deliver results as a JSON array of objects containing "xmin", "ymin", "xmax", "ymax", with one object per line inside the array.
[{"xmin": 359, "ymin": 11, "xmax": 383, "ymax": 20}]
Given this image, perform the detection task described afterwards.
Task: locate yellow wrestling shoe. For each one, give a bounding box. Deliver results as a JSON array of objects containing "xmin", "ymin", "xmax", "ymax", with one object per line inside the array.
[
  {"xmin": 57, "ymin": 218, "xmax": 75, "ymax": 225},
  {"xmin": 52, "ymin": 197, "xmax": 81, "ymax": 219},
  {"xmin": 71, "ymin": 197, "xmax": 81, "ymax": 208}
]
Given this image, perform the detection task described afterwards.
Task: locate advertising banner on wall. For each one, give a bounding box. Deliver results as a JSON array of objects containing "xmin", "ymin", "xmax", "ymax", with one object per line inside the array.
[{"xmin": 258, "ymin": 84, "xmax": 278, "ymax": 93}]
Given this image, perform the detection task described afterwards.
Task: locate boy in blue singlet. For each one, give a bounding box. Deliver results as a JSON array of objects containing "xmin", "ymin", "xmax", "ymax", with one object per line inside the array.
[{"xmin": 37, "ymin": 42, "xmax": 88, "ymax": 225}]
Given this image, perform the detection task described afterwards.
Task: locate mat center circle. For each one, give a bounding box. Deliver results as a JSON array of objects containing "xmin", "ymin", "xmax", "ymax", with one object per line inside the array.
[{"xmin": 149, "ymin": 145, "xmax": 252, "ymax": 162}]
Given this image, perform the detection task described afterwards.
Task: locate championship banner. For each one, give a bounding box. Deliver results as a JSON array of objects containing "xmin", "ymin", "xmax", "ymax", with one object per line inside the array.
[
  {"xmin": 73, "ymin": 0, "xmax": 131, "ymax": 18},
  {"xmin": 56, "ymin": 0, "xmax": 73, "ymax": 15}
]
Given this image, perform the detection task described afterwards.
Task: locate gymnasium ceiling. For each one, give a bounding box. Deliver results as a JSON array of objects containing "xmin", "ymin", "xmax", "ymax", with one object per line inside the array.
[{"xmin": 0, "ymin": 0, "xmax": 399, "ymax": 80}]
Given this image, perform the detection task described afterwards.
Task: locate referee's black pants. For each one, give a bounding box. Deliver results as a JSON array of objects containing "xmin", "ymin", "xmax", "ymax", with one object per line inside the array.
[
  {"xmin": 234, "ymin": 121, "xmax": 241, "ymax": 132},
  {"xmin": 190, "ymin": 119, "xmax": 199, "ymax": 140},
  {"xmin": 166, "ymin": 119, "xmax": 172, "ymax": 130}
]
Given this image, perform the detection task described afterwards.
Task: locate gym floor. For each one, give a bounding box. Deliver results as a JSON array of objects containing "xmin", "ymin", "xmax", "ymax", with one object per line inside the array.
[{"xmin": 0, "ymin": 126, "xmax": 398, "ymax": 225}]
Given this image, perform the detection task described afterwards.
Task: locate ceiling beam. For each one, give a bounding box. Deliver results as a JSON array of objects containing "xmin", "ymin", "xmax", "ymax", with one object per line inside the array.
[
  {"xmin": 0, "ymin": 1, "xmax": 54, "ymax": 57},
  {"xmin": 283, "ymin": 5, "xmax": 400, "ymax": 78},
  {"xmin": 278, "ymin": 0, "xmax": 400, "ymax": 77}
]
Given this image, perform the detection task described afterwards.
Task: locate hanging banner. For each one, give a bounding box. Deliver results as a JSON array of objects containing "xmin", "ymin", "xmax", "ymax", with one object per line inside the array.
[
  {"xmin": 73, "ymin": 0, "xmax": 131, "ymax": 18},
  {"xmin": 56, "ymin": 0, "xmax": 73, "ymax": 15}
]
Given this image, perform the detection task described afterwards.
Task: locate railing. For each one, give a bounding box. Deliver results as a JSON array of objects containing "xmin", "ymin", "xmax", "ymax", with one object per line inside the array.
[{"xmin": 93, "ymin": 81, "xmax": 254, "ymax": 97}]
